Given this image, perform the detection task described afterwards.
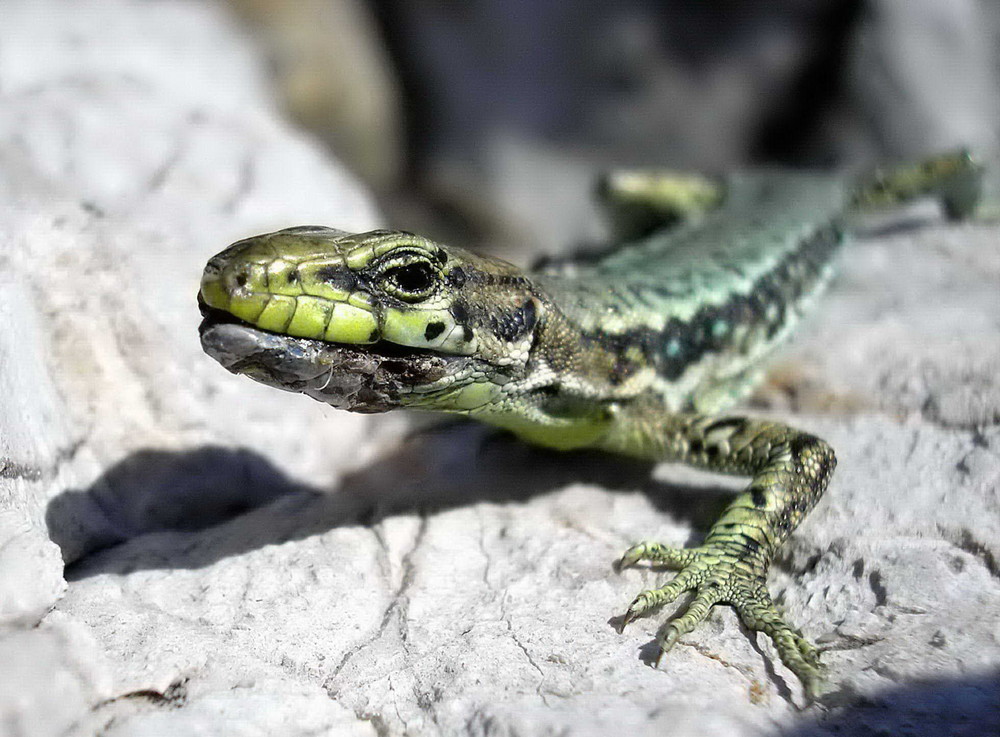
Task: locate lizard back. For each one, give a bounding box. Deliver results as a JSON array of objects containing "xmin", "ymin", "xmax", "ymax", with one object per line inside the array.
[{"xmin": 532, "ymin": 172, "xmax": 850, "ymax": 411}]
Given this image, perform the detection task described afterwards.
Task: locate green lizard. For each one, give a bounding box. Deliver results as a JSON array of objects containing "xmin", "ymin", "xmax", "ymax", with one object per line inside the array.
[{"xmin": 198, "ymin": 152, "xmax": 981, "ymax": 698}]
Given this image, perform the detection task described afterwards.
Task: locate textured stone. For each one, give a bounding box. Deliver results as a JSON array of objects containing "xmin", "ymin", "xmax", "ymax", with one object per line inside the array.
[
  {"xmin": 0, "ymin": 511, "xmax": 66, "ymax": 627},
  {"xmin": 1, "ymin": 1, "xmax": 998, "ymax": 736},
  {"xmin": 82, "ymin": 682, "xmax": 376, "ymax": 737},
  {"xmin": 0, "ymin": 616, "xmax": 111, "ymax": 737},
  {"xmin": 0, "ymin": 0, "xmax": 384, "ymax": 734}
]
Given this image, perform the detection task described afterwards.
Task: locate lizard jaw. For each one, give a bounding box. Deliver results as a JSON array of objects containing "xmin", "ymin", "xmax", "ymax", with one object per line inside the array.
[{"xmin": 198, "ymin": 305, "xmax": 458, "ymax": 413}]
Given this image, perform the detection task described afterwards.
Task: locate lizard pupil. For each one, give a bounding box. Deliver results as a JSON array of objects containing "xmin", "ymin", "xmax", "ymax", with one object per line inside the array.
[{"xmin": 386, "ymin": 262, "xmax": 434, "ymax": 295}]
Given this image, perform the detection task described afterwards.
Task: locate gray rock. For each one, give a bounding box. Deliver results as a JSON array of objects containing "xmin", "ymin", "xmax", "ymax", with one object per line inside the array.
[
  {"xmin": 80, "ymin": 681, "xmax": 376, "ymax": 737},
  {"xmin": 0, "ymin": 276, "xmax": 75, "ymax": 627},
  {"xmin": 1, "ymin": 1, "xmax": 998, "ymax": 736},
  {"xmin": 0, "ymin": 511, "xmax": 66, "ymax": 627},
  {"xmin": 0, "ymin": 615, "xmax": 111, "ymax": 737},
  {"xmin": 0, "ymin": 0, "xmax": 385, "ymax": 734}
]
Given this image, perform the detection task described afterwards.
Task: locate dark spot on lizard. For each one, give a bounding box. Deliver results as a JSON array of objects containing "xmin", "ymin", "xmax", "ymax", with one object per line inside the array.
[
  {"xmin": 751, "ymin": 488, "xmax": 768, "ymax": 507},
  {"xmin": 788, "ymin": 433, "xmax": 820, "ymax": 457},
  {"xmin": 447, "ymin": 266, "xmax": 467, "ymax": 288},
  {"xmin": 316, "ymin": 265, "xmax": 358, "ymax": 292},
  {"xmin": 492, "ymin": 298, "xmax": 539, "ymax": 343},
  {"xmin": 608, "ymin": 353, "xmax": 638, "ymax": 386},
  {"xmin": 450, "ymin": 300, "xmax": 469, "ymax": 323},
  {"xmin": 705, "ymin": 418, "xmax": 745, "ymax": 434},
  {"xmin": 424, "ymin": 321, "xmax": 445, "ymax": 341},
  {"xmin": 518, "ymin": 298, "xmax": 538, "ymax": 333}
]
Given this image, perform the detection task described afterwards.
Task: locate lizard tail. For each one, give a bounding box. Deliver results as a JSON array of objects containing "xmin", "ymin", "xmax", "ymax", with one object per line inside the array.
[{"xmin": 850, "ymin": 149, "xmax": 984, "ymax": 220}]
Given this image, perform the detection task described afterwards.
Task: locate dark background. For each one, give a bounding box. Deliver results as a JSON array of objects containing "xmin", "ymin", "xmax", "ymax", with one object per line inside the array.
[{"xmin": 228, "ymin": 0, "xmax": 999, "ymax": 256}]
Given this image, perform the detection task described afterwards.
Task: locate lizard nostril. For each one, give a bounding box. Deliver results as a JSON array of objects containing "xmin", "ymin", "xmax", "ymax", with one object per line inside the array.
[{"xmin": 235, "ymin": 272, "xmax": 248, "ymax": 288}]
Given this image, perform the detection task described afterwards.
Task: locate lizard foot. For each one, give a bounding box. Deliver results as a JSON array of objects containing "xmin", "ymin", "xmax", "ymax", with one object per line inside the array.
[{"xmin": 617, "ymin": 540, "xmax": 823, "ymax": 699}]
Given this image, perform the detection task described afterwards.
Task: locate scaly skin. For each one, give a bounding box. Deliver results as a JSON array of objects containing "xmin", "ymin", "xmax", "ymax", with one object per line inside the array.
[{"xmin": 197, "ymin": 152, "xmax": 981, "ymax": 699}]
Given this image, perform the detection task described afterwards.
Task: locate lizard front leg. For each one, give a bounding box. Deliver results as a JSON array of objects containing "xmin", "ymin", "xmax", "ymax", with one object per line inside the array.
[{"xmin": 602, "ymin": 410, "xmax": 836, "ymax": 698}]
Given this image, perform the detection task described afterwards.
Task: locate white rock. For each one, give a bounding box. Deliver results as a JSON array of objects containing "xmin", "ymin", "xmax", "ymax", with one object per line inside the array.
[
  {"xmin": 1, "ymin": 1, "xmax": 998, "ymax": 736},
  {"xmin": 0, "ymin": 511, "xmax": 66, "ymax": 626},
  {"xmin": 0, "ymin": 616, "xmax": 111, "ymax": 737},
  {"xmin": 82, "ymin": 682, "xmax": 376, "ymax": 737}
]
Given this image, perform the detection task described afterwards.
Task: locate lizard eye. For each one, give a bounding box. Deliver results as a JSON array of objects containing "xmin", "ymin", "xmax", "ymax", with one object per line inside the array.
[{"xmin": 381, "ymin": 260, "xmax": 438, "ymax": 301}]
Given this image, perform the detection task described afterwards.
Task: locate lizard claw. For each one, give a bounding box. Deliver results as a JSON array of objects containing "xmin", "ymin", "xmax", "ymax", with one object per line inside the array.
[
  {"xmin": 618, "ymin": 538, "xmax": 824, "ymax": 698},
  {"xmin": 617, "ymin": 541, "xmax": 699, "ymax": 571},
  {"xmin": 617, "ymin": 543, "xmax": 649, "ymax": 570},
  {"xmin": 654, "ymin": 626, "xmax": 681, "ymax": 667},
  {"xmin": 619, "ymin": 592, "xmax": 653, "ymax": 630}
]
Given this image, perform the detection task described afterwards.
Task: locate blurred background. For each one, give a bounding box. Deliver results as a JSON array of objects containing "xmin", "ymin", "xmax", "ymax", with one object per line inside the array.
[
  {"xmin": 228, "ymin": 0, "xmax": 1000, "ymax": 258},
  {"xmin": 2, "ymin": 4, "xmax": 998, "ymax": 734}
]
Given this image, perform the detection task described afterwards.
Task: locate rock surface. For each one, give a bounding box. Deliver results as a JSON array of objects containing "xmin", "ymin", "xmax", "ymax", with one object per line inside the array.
[{"xmin": 1, "ymin": 2, "xmax": 998, "ymax": 736}]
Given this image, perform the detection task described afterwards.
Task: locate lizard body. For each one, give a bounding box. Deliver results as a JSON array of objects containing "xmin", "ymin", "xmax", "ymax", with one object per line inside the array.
[{"xmin": 198, "ymin": 152, "xmax": 981, "ymax": 698}]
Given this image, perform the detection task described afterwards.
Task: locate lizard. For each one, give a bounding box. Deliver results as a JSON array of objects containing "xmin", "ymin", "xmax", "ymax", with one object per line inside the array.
[{"xmin": 197, "ymin": 151, "xmax": 982, "ymax": 698}]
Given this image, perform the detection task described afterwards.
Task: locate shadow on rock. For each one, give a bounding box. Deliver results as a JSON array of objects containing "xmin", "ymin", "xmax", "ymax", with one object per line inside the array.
[
  {"xmin": 785, "ymin": 670, "xmax": 1000, "ymax": 737},
  {"xmin": 49, "ymin": 422, "xmax": 735, "ymax": 579},
  {"xmin": 47, "ymin": 446, "xmax": 311, "ymax": 566}
]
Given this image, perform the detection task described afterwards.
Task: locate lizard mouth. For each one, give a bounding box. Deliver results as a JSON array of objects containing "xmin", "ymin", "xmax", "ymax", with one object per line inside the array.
[{"xmin": 198, "ymin": 298, "xmax": 455, "ymax": 413}]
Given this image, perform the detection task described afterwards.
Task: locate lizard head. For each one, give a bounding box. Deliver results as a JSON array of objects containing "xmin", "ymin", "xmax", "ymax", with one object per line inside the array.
[{"xmin": 199, "ymin": 227, "xmax": 543, "ymax": 413}]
